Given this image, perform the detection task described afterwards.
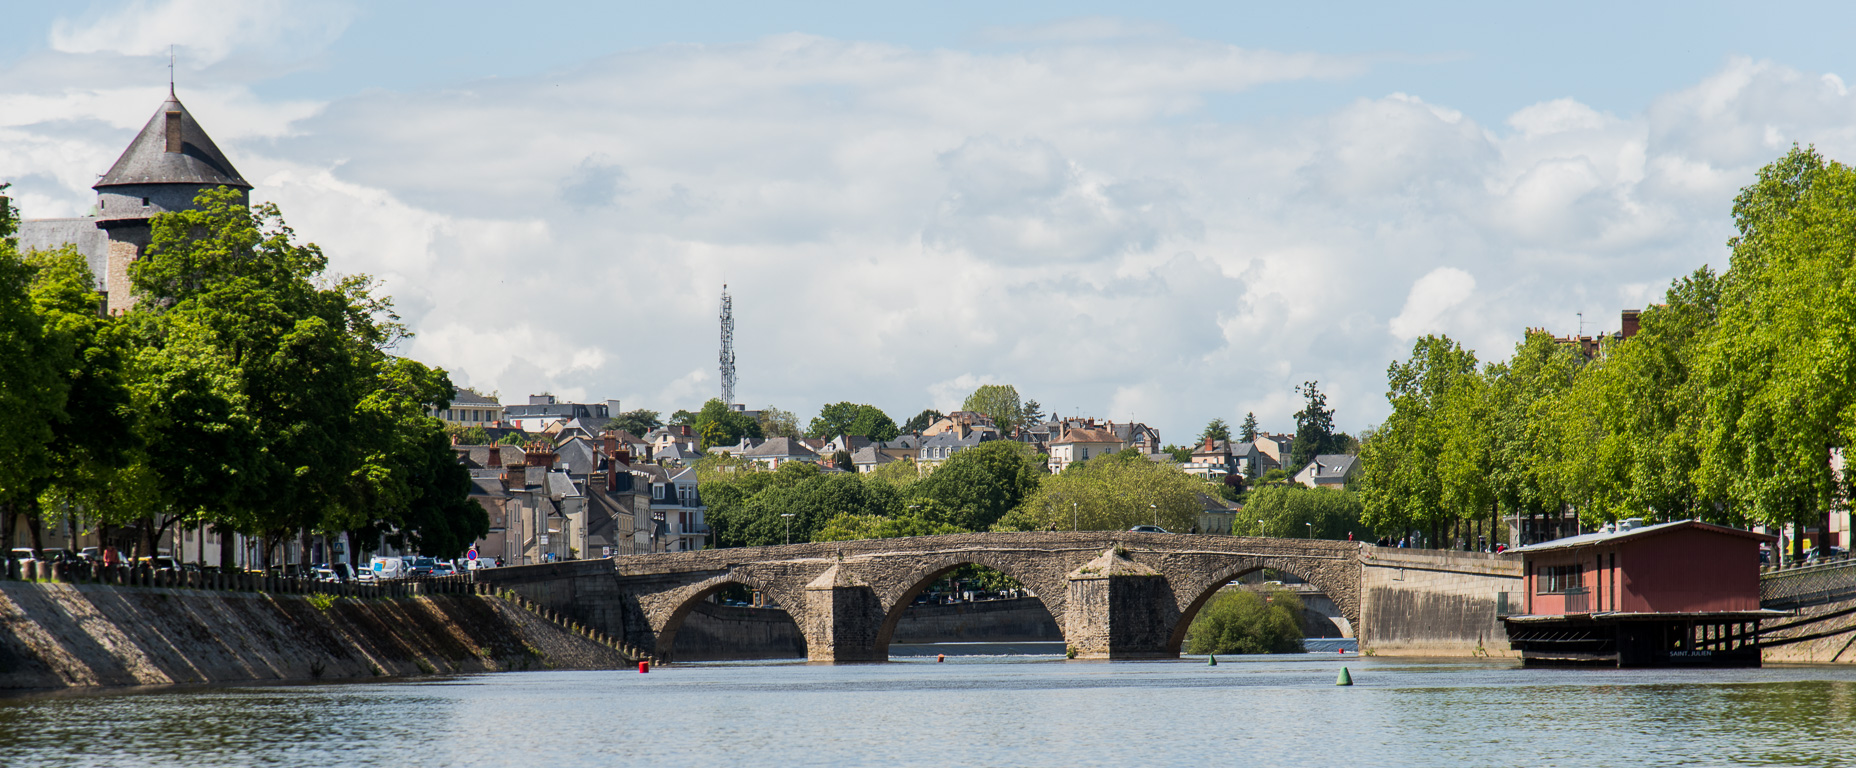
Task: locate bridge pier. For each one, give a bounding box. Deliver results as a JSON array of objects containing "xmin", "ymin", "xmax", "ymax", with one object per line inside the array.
[
  {"xmin": 1064, "ymin": 547, "xmax": 1180, "ymax": 659},
  {"xmin": 801, "ymin": 564, "xmax": 886, "ymax": 662}
]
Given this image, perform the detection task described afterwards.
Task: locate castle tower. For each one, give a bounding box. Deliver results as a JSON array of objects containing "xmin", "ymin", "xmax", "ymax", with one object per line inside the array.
[{"xmin": 91, "ymin": 88, "xmax": 250, "ymax": 313}]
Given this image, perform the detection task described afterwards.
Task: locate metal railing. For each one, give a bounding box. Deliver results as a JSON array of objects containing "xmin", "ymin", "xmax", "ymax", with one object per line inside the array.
[
  {"xmin": 0, "ymin": 558, "xmax": 488, "ymax": 599},
  {"xmin": 1562, "ymin": 587, "xmax": 1590, "ymax": 613},
  {"xmin": 1761, "ymin": 557, "xmax": 1856, "ymax": 610}
]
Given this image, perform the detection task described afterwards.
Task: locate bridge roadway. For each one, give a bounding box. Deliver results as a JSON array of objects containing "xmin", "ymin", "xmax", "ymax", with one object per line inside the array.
[{"xmin": 479, "ymin": 531, "xmax": 1364, "ymax": 662}]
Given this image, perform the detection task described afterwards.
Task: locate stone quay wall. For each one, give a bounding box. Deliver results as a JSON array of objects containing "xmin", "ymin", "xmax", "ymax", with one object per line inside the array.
[
  {"xmin": 0, "ymin": 580, "xmax": 634, "ymax": 690},
  {"xmin": 1358, "ymin": 548, "xmax": 1523, "ymax": 657},
  {"xmin": 1761, "ymin": 594, "xmax": 1856, "ymax": 664}
]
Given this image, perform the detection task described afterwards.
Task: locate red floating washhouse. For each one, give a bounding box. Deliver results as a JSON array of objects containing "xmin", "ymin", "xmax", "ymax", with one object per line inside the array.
[{"xmin": 1501, "ymin": 519, "xmax": 1780, "ymax": 667}]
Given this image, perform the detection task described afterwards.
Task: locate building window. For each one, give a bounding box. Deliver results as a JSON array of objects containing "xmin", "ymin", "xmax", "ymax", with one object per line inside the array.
[
  {"xmin": 1537, "ymin": 565, "xmax": 1583, "ymax": 594},
  {"xmin": 1080, "ymin": 448, "xmax": 1089, "ymax": 461}
]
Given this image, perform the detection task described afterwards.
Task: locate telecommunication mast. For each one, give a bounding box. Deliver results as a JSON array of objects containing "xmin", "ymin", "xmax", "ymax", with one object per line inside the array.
[{"xmin": 719, "ymin": 284, "xmax": 736, "ymax": 406}]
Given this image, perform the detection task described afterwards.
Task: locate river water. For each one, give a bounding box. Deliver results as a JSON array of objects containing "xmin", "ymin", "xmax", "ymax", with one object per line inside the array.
[{"xmin": 3, "ymin": 654, "xmax": 1855, "ymax": 767}]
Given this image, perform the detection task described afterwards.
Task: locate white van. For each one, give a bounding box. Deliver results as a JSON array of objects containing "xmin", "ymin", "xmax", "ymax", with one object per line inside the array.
[{"xmin": 369, "ymin": 556, "xmax": 406, "ymax": 580}]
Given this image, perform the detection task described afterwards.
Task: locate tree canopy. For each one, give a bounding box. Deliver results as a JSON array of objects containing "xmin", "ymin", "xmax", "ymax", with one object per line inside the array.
[
  {"xmin": 3, "ymin": 187, "xmax": 485, "ymax": 561},
  {"xmin": 806, "ymin": 402, "xmax": 899, "ymax": 441},
  {"xmin": 962, "ymin": 384, "xmax": 1025, "ymax": 433},
  {"xmin": 606, "ymin": 408, "xmax": 662, "ymax": 437}
]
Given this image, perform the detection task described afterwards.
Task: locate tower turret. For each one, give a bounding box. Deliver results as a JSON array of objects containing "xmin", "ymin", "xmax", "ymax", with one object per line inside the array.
[{"xmin": 91, "ymin": 89, "xmax": 250, "ymax": 312}]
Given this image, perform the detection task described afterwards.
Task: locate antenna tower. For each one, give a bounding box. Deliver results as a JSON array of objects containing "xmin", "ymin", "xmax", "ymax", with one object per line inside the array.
[{"xmin": 719, "ymin": 284, "xmax": 736, "ymax": 406}]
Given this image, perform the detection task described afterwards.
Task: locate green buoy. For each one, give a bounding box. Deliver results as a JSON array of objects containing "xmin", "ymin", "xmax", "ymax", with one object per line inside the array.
[
  {"xmin": 1207, "ymin": 655, "xmax": 1217, "ymax": 666},
  {"xmin": 1336, "ymin": 667, "xmax": 1353, "ymax": 686}
]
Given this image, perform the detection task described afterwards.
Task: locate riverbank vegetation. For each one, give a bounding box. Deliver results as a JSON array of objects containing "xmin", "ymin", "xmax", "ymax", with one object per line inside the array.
[
  {"xmin": 1185, "ymin": 587, "xmax": 1306, "ymax": 655},
  {"xmin": 1353, "ymin": 147, "xmax": 1855, "ymax": 558},
  {"xmin": 0, "ymin": 187, "xmax": 485, "ymax": 564}
]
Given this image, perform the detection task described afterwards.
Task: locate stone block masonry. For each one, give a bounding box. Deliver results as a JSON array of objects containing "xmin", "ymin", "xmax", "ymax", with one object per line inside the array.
[
  {"xmin": 0, "ymin": 581, "xmax": 634, "ymax": 690},
  {"xmin": 1359, "ymin": 548, "xmax": 1523, "ymax": 657},
  {"xmin": 482, "ymin": 534, "xmax": 1532, "ymax": 662}
]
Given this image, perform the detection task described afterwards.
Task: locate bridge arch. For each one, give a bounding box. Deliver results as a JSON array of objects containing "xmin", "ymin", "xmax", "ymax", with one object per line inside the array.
[
  {"xmin": 870, "ymin": 552, "xmax": 1069, "ymax": 658},
  {"xmin": 1163, "ymin": 557, "xmax": 1356, "ymax": 654},
  {"xmin": 653, "ymin": 570, "xmax": 808, "ymax": 661}
]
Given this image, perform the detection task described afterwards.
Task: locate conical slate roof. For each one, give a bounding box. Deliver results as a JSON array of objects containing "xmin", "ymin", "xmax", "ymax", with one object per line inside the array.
[{"xmin": 94, "ymin": 90, "xmax": 250, "ymax": 190}]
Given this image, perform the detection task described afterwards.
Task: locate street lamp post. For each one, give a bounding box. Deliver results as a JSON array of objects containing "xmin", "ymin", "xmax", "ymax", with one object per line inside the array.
[
  {"xmin": 1072, "ymin": 502, "xmax": 1078, "ymax": 531},
  {"xmin": 1305, "ymin": 522, "xmax": 1313, "ymax": 538},
  {"xmin": 781, "ymin": 513, "xmax": 795, "ymax": 545},
  {"xmin": 1150, "ymin": 504, "xmax": 1158, "ymax": 528},
  {"xmin": 1257, "ymin": 519, "xmax": 1266, "ymax": 537}
]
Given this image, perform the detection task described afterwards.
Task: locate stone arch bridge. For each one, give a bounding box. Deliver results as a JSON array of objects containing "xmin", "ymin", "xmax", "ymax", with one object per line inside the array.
[{"xmin": 478, "ymin": 532, "xmax": 1368, "ymax": 662}]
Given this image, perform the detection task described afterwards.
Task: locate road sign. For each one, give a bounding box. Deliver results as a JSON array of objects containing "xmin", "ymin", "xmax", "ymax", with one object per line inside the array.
[{"xmin": 466, "ymin": 547, "xmax": 478, "ymax": 561}]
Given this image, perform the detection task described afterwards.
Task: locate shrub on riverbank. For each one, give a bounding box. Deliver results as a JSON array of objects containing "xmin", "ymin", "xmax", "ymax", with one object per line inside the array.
[{"xmin": 1185, "ymin": 587, "xmax": 1305, "ymax": 654}]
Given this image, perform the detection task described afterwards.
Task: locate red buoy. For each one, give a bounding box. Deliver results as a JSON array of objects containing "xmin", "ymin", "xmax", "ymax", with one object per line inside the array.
[
  {"xmin": 936, "ymin": 654, "xmax": 945, "ymax": 663},
  {"xmin": 638, "ymin": 661, "xmax": 650, "ymax": 673}
]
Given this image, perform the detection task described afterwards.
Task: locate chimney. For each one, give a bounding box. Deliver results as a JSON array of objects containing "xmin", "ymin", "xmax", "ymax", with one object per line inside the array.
[
  {"xmin": 1203, "ymin": 436, "xmax": 1214, "ymax": 452},
  {"xmin": 606, "ymin": 468, "xmax": 619, "ymax": 492},
  {"xmin": 164, "ymin": 111, "xmax": 182, "ymax": 153},
  {"xmin": 603, "ymin": 434, "xmax": 619, "ymax": 459},
  {"xmin": 680, "ymin": 425, "xmax": 692, "ymax": 437},
  {"xmin": 1621, "ymin": 309, "xmax": 1641, "ymax": 340},
  {"xmin": 615, "ymin": 448, "xmax": 632, "ymax": 466},
  {"xmin": 487, "ymin": 446, "xmax": 502, "ymax": 468}
]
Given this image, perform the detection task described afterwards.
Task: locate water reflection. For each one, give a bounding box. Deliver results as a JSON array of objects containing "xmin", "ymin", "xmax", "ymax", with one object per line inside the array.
[{"xmin": 3, "ymin": 660, "xmax": 1854, "ymax": 767}]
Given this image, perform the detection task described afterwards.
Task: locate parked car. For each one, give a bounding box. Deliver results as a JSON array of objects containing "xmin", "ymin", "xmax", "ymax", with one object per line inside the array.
[
  {"xmin": 1129, "ymin": 525, "xmax": 1169, "ymax": 534},
  {"xmin": 432, "ymin": 562, "xmax": 458, "ymax": 577},
  {"xmin": 355, "ymin": 567, "xmax": 378, "ymax": 583},
  {"xmin": 405, "ymin": 556, "xmax": 437, "ymax": 578}
]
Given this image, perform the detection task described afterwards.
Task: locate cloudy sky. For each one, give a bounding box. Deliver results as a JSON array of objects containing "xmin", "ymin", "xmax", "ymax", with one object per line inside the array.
[{"xmin": 7, "ymin": 1, "xmax": 1856, "ymax": 443}]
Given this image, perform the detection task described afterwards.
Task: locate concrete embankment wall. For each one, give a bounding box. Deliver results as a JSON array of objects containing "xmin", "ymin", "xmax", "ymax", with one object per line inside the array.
[
  {"xmin": 670, "ymin": 597, "xmax": 1063, "ymax": 661},
  {"xmin": 1762, "ymin": 596, "xmax": 1856, "ymax": 664},
  {"xmin": 0, "ymin": 581, "xmax": 632, "ymax": 690},
  {"xmin": 1358, "ymin": 548, "xmax": 1523, "ymax": 657}
]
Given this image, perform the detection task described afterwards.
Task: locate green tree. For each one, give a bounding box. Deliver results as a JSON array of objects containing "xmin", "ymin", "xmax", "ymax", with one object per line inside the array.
[
  {"xmin": 1288, "ymin": 381, "xmax": 1337, "ymax": 474},
  {"xmin": 1701, "ymin": 146, "xmax": 1856, "ymax": 557},
  {"xmin": 1185, "ymin": 587, "xmax": 1306, "ymax": 654},
  {"xmin": 1356, "ymin": 336, "xmax": 1479, "ymax": 545},
  {"xmin": 961, "ymin": 384, "xmax": 1024, "ymax": 433},
  {"xmin": 669, "ymin": 409, "xmax": 697, "ymax": 427},
  {"xmin": 913, "ymin": 440, "xmax": 1044, "ymax": 531},
  {"xmin": 606, "ymin": 409, "xmax": 662, "ymax": 436},
  {"xmin": 756, "ymin": 406, "xmax": 801, "ymax": 438},
  {"xmin": 1240, "ymin": 412, "xmax": 1259, "ymax": 442},
  {"xmin": 813, "ymin": 511, "xmax": 963, "ymax": 542},
  {"xmin": 1009, "ymin": 449, "xmax": 1205, "ymax": 532},
  {"xmin": 903, "ymin": 409, "xmax": 944, "ymax": 434},
  {"xmin": 125, "ymin": 188, "xmax": 482, "ymax": 562},
  {"xmin": 1244, "ymin": 485, "xmax": 1364, "ymax": 540},
  {"xmin": 692, "ymin": 398, "xmax": 762, "ymax": 449},
  {"xmin": 0, "ymin": 233, "xmax": 67, "ymax": 554},
  {"xmin": 1020, "ymin": 399, "xmax": 1044, "ymax": 428},
  {"xmin": 806, "ymin": 402, "xmax": 899, "ymax": 441},
  {"xmin": 1200, "ymin": 418, "xmax": 1231, "ymax": 444}
]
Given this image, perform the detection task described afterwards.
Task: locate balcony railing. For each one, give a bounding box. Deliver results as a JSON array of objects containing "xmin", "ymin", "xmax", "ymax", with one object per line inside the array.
[{"xmin": 1561, "ymin": 587, "xmax": 1589, "ymax": 613}]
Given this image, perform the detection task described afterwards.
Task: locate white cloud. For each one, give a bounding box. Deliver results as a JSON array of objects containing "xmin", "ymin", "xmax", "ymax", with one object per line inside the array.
[
  {"xmin": 50, "ymin": 0, "xmax": 353, "ymax": 70},
  {"xmin": 1389, "ymin": 268, "xmax": 1477, "ymax": 341},
  {"xmin": 13, "ymin": 25, "xmax": 1856, "ymax": 442}
]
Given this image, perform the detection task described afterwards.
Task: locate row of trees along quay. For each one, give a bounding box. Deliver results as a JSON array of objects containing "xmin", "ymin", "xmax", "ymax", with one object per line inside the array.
[
  {"xmin": 1354, "ymin": 147, "xmax": 1856, "ymax": 564},
  {"xmin": 0, "ymin": 187, "xmax": 488, "ymax": 566}
]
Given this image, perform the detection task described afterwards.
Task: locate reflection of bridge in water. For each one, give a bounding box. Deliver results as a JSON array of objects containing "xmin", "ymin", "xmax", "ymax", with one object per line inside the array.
[{"xmin": 477, "ymin": 533, "xmax": 1523, "ymax": 662}]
